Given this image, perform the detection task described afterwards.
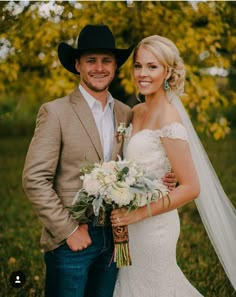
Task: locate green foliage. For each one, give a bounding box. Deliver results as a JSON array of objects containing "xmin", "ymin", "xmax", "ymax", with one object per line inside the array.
[
  {"xmin": 0, "ymin": 136, "xmax": 44, "ymax": 297},
  {"xmin": 67, "ymin": 190, "xmax": 95, "ymax": 224},
  {"xmin": 0, "ymin": 130, "xmax": 235, "ymax": 296},
  {"xmin": 1, "ymin": 1, "xmax": 236, "ymax": 138}
]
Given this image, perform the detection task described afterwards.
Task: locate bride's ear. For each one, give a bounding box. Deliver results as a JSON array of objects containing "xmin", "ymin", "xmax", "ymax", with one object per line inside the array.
[{"xmin": 165, "ymin": 67, "xmax": 172, "ymax": 80}]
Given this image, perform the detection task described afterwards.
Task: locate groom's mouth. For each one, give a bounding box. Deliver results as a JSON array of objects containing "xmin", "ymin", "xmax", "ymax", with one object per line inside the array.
[
  {"xmin": 90, "ymin": 71, "xmax": 109, "ymax": 79},
  {"xmin": 91, "ymin": 75, "xmax": 108, "ymax": 79}
]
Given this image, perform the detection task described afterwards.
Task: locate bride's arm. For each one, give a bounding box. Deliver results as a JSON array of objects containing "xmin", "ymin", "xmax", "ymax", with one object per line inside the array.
[
  {"xmin": 155, "ymin": 137, "xmax": 200, "ymax": 211},
  {"xmin": 111, "ymin": 138, "xmax": 200, "ymax": 226}
]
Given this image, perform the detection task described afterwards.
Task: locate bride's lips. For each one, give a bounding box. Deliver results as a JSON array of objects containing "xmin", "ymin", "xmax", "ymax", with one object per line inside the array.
[{"xmin": 138, "ymin": 81, "xmax": 152, "ymax": 87}]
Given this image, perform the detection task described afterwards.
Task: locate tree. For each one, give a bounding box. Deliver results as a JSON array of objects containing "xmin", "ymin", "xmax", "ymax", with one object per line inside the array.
[{"xmin": 0, "ymin": 1, "xmax": 235, "ymax": 138}]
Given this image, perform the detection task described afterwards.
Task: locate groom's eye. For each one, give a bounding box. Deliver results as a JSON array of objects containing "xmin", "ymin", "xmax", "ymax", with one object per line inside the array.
[
  {"xmin": 103, "ymin": 58, "xmax": 113, "ymax": 64},
  {"xmin": 87, "ymin": 59, "xmax": 96, "ymax": 64}
]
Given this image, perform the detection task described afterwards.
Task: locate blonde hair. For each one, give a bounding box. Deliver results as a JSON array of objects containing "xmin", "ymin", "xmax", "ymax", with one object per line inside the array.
[{"xmin": 133, "ymin": 35, "xmax": 185, "ymax": 95}]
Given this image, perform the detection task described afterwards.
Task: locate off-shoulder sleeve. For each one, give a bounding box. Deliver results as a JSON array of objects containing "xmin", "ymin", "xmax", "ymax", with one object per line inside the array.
[{"xmin": 160, "ymin": 122, "xmax": 188, "ymax": 141}]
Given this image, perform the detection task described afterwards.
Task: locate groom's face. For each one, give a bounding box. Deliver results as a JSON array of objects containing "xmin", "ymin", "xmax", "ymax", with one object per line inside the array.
[{"xmin": 75, "ymin": 50, "xmax": 117, "ymax": 95}]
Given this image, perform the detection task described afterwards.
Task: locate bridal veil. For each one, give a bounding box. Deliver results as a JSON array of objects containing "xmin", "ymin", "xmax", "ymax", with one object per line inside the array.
[{"xmin": 168, "ymin": 92, "xmax": 236, "ymax": 290}]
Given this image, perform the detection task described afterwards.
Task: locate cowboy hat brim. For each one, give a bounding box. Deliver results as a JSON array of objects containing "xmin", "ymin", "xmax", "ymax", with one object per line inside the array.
[{"xmin": 58, "ymin": 42, "xmax": 134, "ymax": 74}]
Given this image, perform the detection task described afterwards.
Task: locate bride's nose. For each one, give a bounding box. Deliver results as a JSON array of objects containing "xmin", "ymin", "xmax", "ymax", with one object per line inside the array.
[{"xmin": 139, "ymin": 66, "xmax": 148, "ymax": 76}]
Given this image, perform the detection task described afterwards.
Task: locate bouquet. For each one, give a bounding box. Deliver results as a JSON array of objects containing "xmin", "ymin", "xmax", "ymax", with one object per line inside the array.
[{"xmin": 67, "ymin": 156, "xmax": 168, "ymax": 267}]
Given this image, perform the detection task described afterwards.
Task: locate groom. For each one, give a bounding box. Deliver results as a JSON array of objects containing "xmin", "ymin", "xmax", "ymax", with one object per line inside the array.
[
  {"xmin": 22, "ymin": 24, "xmax": 133, "ymax": 297},
  {"xmin": 22, "ymin": 24, "xmax": 176, "ymax": 297}
]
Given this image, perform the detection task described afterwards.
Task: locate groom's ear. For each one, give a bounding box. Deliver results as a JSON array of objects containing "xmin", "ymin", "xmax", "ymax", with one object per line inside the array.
[{"xmin": 75, "ymin": 59, "xmax": 80, "ymax": 74}]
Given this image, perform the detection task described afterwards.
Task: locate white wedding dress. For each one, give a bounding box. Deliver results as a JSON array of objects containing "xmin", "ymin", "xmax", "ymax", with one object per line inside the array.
[{"xmin": 113, "ymin": 122, "xmax": 204, "ymax": 297}]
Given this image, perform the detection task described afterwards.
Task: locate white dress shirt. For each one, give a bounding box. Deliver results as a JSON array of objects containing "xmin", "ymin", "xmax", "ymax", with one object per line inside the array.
[
  {"xmin": 68, "ymin": 85, "xmax": 115, "ymax": 236},
  {"xmin": 79, "ymin": 85, "xmax": 115, "ymax": 162}
]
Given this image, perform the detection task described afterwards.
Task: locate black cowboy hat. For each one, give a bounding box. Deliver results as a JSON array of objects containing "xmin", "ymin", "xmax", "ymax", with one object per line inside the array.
[{"xmin": 58, "ymin": 24, "xmax": 134, "ymax": 74}]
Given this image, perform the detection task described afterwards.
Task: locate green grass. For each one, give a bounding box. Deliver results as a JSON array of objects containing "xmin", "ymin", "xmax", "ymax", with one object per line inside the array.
[
  {"xmin": 0, "ymin": 136, "xmax": 44, "ymax": 297},
  {"xmin": 0, "ymin": 130, "xmax": 235, "ymax": 297}
]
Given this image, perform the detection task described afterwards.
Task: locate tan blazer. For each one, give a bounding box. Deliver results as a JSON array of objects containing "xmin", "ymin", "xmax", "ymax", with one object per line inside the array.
[{"xmin": 22, "ymin": 88, "xmax": 132, "ymax": 251}]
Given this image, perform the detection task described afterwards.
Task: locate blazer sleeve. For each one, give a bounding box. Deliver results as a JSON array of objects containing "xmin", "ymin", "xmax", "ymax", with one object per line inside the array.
[{"xmin": 22, "ymin": 103, "xmax": 78, "ymax": 244}]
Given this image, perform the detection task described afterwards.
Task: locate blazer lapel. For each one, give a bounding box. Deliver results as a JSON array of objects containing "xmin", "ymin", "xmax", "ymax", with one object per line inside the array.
[
  {"xmin": 112, "ymin": 101, "xmax": 124, "ymax": 160},
  {"xmin": 69, "ymin": 89, "xmax": 103, "ymax": 161}
]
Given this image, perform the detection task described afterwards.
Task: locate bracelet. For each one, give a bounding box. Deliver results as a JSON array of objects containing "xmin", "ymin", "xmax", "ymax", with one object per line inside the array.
[
  {"xmin": 166, "ymin": 193, "xmax": 171, "ymax": 207},
  {"xmin": 147, "ymin": 203, "xmax": 152, "ymax": 217}
]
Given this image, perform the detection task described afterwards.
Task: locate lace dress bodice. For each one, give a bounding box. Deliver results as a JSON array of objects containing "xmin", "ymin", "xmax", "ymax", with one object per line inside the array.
[{"xmin": 124, "ymin": 122, "xmax": 188, "ymax": 181}]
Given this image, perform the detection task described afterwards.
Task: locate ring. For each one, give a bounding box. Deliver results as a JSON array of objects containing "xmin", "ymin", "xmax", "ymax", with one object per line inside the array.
[{"xmin": 117, "ymin": 217, "xmax": 121, "ymax": 223}]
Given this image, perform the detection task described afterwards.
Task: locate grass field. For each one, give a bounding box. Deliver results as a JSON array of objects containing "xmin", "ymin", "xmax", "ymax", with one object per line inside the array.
[{"xmin": 0, "ymin": 130, "xmax": 235, "ymax": 297}]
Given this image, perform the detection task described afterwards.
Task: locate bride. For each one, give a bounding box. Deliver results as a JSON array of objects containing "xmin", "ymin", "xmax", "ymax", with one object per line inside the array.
[{"xmin": 111, "ymin": 35, "xmax": 236, "ymax": 296}]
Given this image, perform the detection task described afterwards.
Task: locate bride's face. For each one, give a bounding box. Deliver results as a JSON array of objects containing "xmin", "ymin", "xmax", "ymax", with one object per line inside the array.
[{"xmin": 133, "ymin": 46, "xmax": 167, "ymax": 97}]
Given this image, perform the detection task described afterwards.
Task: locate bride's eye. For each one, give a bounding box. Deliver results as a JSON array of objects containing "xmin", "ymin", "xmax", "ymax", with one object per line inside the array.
[
  {"xmin": 134, "ymin": 63, "xmax": 141, "ymax": 69},
  {"xmin": 148, "ymin": 65, "xmax": 157, "ymax": 70}
]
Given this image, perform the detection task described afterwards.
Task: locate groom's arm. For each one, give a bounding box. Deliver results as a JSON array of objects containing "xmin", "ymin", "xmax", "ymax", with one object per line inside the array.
[
  {"xmin": 22, "ymin": 103, "xmax": 79, "ymax": 245},
  {"xmin": 162, "ymin": 172, "xmax": 177, "ymax": 191}
]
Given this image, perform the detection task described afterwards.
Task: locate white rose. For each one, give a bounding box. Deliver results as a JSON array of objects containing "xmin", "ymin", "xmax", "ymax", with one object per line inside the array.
[
  {"xmin": 104, "ymin": 174, "xmax": 117, "ymax": 184},
  {"xmin": 82, "ymin": 174, "xmax": 100, "ymax": 196},
  {"xmin": 110, "ymin": 182, "xmax": 134, "ymax": 207}
]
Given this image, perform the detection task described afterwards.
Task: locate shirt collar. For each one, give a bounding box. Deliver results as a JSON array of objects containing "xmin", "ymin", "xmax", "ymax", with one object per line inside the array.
[{"xmin": 79, "ymin": 85, "xmax": 114, "ymax": 110}]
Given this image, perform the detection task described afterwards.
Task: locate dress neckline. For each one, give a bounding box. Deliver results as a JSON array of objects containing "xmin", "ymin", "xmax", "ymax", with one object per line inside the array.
[{"xmin": 129, "ymin": 121, "xmax": 184, "ymax": 140}]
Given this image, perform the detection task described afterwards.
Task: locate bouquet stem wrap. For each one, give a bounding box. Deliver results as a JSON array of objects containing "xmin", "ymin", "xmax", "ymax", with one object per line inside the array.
[{"xmin": 112, "ymin": 224, "xmax": 132, "ymax": 268}]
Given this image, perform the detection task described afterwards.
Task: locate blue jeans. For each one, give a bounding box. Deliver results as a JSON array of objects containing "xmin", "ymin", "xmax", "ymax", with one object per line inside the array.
[{"xmin": 44, "ymin": 224, "xmax": 118, "ymax": 297}]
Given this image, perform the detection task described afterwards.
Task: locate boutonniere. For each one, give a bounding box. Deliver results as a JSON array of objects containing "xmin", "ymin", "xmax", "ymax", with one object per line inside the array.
[{"xmin": 116, "ymin": 122, "xmax": 126, "ymax": 142}]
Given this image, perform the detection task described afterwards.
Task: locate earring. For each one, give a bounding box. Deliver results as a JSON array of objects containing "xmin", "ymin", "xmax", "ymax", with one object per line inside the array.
[{"xmin": 164, "ymin": 80, "xmax": 170, "ymax": 91}]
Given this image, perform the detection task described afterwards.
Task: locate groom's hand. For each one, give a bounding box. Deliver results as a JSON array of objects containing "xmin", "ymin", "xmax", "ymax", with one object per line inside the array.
[
  {"xmin": 162, "ymin": 172, "xmax": 177, "ymax": 191},
  {"xmin": 66, "ymin": 224, "xmax": 92, "ymax": 252}
]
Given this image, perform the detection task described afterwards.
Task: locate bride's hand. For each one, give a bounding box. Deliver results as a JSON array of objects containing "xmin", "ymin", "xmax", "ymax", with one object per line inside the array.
[{"xmin": 111, "ymin": 207, "xmax": 147, "ymax": 226}]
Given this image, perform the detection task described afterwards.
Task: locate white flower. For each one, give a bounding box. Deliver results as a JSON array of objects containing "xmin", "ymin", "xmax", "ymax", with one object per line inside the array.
[
  {"xmin": 109, "ymin": 182, "xmax": 134, "ymax": 207},
  {"xmin": 124, "ymin": 176, "xmax": 136, "ymax": 186},
  {"xmin": 104, "ymin": 174, "xmax": 117, "ymax": 185},
  {"xmin": 128, "ymin": 165, "xmax": 144, "ymax": 178},
  {"xmin": 101, "ymin": 161, "xmax": 116, "ymax": 171},
  {"xmin": 72, "ymin": 158, "xmax": 165, "ymax": 221},
  {"xmin": 82, "ymin": 174, "xmax": 100, "ymax": 196},
  {"xmin": 117, "ymin": 122, "xmax": 126, "ymax": 134},
  {"xmin": 116, "ymin": 123, "xmax": 127, "ymax": 142}
]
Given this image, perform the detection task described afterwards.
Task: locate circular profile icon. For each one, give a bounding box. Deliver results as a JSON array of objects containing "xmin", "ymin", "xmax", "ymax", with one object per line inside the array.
[{"xmin": 9, "ymin": 271, "xmax": 26, "ymax": 288}]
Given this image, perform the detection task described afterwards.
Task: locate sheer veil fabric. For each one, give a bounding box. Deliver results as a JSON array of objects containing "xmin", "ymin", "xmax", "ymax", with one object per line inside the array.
[{"xmin": 168, "ymin": 92, "xmax": 236, "ymax": 290}]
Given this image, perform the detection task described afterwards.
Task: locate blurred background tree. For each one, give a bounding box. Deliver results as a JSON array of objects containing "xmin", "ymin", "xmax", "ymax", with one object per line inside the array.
[{"xmin": 0, "ymin": 0, "xmax": 235, "ymax": 138}]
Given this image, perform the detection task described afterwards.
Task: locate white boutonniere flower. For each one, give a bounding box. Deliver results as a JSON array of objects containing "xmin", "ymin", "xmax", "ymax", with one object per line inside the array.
[{"xmin": 116, "ymin": 122, "xmax": 126, "ymax": 142}]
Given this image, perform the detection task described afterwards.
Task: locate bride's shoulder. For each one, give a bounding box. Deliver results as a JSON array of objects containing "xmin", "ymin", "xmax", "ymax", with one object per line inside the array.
[
  {"xmin": 159, "ymin": 103, "xmax": 182, "ymax": 128},
  {"xmin": 159, "ymin": 105, "xmax": 188, "ymax": 139}
]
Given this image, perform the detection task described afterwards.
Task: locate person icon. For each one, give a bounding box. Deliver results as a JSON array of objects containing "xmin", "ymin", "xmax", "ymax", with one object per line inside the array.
[
  {"xmin": 15, "ymin": 275, "xmax": 21, "ymax": 284},
  {"xmin": 9, "ymin": 271, "xmax": 26, "ymax": 288}
]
